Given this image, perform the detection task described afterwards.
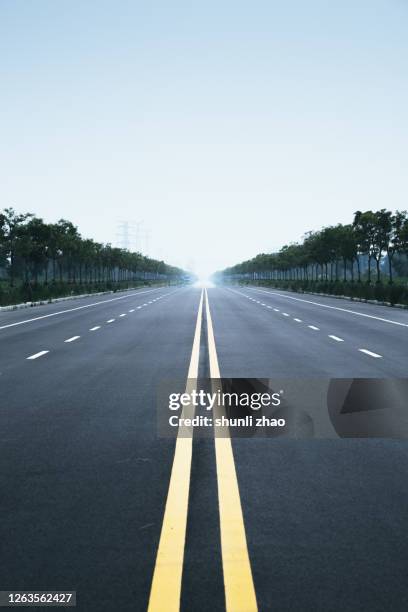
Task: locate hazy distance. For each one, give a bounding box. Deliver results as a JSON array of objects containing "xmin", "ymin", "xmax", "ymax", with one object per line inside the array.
[{"xmin": 1, "ymin": 0, "xmax": 407, "ymax": 278}]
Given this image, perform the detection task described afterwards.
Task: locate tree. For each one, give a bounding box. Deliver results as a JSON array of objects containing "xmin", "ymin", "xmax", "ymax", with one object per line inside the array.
[
  {"xmin": 387, "ymin": 211, "xmax": 408, "ymax": 283},
  {"xmin": 0, "ymin": 208, "xmax": 33, "ymax": 285}
]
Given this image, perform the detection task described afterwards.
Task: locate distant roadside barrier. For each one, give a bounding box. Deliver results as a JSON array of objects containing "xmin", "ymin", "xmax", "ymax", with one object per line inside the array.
[{"xmin": 0, "ymin": 279, "xmax": 172, "ymax": 308}]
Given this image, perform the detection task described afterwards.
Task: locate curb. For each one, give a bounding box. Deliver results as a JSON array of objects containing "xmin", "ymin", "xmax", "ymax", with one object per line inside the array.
[
  {"xmin": 0, "ymin": 285, "xmax": 164, "ymax": 312},
  {"xmin": 239, "ymin": 285, "xmax": 408, "ymax": 310}
]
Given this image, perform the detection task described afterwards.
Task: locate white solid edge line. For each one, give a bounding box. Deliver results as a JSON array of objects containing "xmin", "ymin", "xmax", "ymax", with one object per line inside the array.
[
  {"xmin": 27, "ymin": 350, "xmax": 49, "ymax": 360},
  {"xmin": 329, "ymin": 335, "xmax": 344, "ymax": 342},
  {"xmin": 0, "ymin": 287, "xmax": 169, "ymax": 331},
  {"xmin": 64, "ymin": 336, "xmax": 80, "ymax": 343},
  {"xmin": 247, "ymin": 287, "xmax": 408, "ymax": 328},
  {"xmin": 359, "ymin": 348, "xmax": 383, "ymax": 358}
]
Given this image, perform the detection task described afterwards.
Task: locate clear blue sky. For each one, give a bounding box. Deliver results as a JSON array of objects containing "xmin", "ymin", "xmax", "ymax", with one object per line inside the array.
[{"xmin": 1, "ymin": 0, "xmax": 407, "ymax": 276}]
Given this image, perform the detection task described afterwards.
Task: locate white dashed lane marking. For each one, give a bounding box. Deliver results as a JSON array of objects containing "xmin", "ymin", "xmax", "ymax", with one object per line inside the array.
[
  {"xmin": 249, "ymin": 287, "xmax": 408, "ymax": 328},
  {"xmin": 231, "ymin": 287, "xmax": 389, "ymax": 362},
  {"xmin": 27, "ymin": 350, "xmax": 49, "ymax": 360},
  {"xmin": 13, "ymin": 289, "xmax": 176, "ymax": 364},
  {"xmin": 359, "ymin": 349, "xmax": 382, "ymax": 359},
  {"xmin": 0, "ymin": 287, "xmax": 165, "ymax": 331}
]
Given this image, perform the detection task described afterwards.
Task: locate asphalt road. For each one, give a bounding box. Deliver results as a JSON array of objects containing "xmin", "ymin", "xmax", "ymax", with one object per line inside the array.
[{"xmin": 1, "ymin": 284, "xmax": 408, "ymax": 611}]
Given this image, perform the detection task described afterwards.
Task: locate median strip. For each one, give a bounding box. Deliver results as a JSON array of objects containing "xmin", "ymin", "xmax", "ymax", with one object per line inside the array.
[
  {"xmin": 205, "ymin": 288, "xmax": 258, "ymax": 612},
  {"xmin": 148, "ymin": 290, "xmax": 204, "ymax": 612}
]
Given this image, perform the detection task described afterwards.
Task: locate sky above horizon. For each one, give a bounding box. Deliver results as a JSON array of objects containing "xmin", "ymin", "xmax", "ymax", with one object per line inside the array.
[{"xmin": 1, "ymin": 0, "xmax": 407, "ymax": 276}]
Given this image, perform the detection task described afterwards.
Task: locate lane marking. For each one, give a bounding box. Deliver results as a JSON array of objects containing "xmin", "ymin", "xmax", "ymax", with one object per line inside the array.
[
  {"xmin": 282, "ymin": 312, "xmax": 290, "ymax": 317},
  {"xmin": 106, "ymin": 319, "xmax": 115, "ymax": 323},
  {"xmin": 273, "ymin": 308, "xmax": 279, "ymax": 312},
  {"xmin": 89, "ymin": 326, "xmax": 100, "ymax": 331},
  {"xmin": 359, "ymin": 348, "xmax": 382, "ymax": 358},
  {"xmin": 64, "ymin": 336, "xmax": 80, "ymax": 343},
  {"xmin": 329, "ymin": 335, "xmax": 344, "ymax": 342},
  {"xmin": 148, "ymin": 290, "xmax": 204, "ymax": 612},
  {"xmin": 205, "ymin": 289, "xmax": 258, "ymax": 612},
  {"xmin": 137, "ymin": 306, "xmax": 142, "ymax": 309},
  {"xmin": 308, "ymin": 325, "xmax": 320, "ymax": 331},
  {"xmin": 246, "ymin": 287, "xmax": 408, "ymax": 328},
  {"xmin": 27, "ymin": 350, "xmax": 49, "ymax": 360},
  {"xmin": 0, "ymin": 288, "xmax": 170, "ymax": 331},
  {"xmin": 294, "ymin": 318, "xmax": 302, "ymax": 323},
  {"xmin": 129, "ymin": 309, "xmax": 135, "ymax": 313},
  {"xmin": 119, "ymin": 313, "xmax": 126, "ymax": 317}
]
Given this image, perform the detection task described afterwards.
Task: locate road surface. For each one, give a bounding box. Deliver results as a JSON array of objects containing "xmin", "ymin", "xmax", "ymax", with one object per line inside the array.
[{"xmin": 1, "ymin": 284, "xmax": 407, "ymax": 611}]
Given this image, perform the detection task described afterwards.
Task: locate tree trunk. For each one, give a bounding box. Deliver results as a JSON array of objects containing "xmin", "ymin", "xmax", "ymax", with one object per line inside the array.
[
  {"xmin": 376, "ymin": 258, "xmax": 381, "ymax": 283},
  {"xmin": 388, "ymin": 252, "xmax": 393, "ymax": 284}
]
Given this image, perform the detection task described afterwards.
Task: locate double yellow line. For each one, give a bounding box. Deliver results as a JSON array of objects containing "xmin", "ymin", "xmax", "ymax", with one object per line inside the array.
[{"xmin": 148, "ymin": 289, "xmax": 257, "ymax": 612}]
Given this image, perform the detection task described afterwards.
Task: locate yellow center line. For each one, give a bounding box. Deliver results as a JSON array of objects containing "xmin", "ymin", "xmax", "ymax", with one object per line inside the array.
[
  {"xmin": 204, "ymin": 288, "xmax": 258, "ymax": 612},
  {"xmin": 148, "ymin": 289, "xmax": 204, "ymax": 612}
]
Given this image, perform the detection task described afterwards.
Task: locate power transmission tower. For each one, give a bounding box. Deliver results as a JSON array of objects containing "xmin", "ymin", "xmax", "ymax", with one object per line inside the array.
[
  {"xmin": 116, "ymin": 220, "xmax": 141, "ymax": 251},
  {"xmin": 116, "ymin": 219, "xmax": 152, "ymax": 255},
  {"xmin": 143, "ymin": 228, "xmax": 152, "ymax": 255}
]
